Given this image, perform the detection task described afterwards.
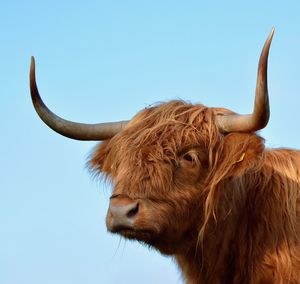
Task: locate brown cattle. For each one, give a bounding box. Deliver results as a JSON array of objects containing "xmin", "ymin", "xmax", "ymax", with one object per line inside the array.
[{"xmin": 29, "ymin": 29, "xmax": 300, "ymax": 283}]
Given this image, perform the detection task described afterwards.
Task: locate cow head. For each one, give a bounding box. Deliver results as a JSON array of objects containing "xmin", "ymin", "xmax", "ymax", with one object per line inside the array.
[{"xmin": 29, "ymin": 29, "xmax": 274, "ymax": 255}]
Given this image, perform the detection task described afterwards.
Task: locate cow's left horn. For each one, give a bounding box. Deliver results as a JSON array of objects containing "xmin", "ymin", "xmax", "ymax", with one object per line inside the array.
[
  {"xmin": 216, "ymin": 28, "xmax": 275, "ymax": 133},
  {"xmin": 30, "ymin": 57, "xmax": 128, "ymax": 141}
]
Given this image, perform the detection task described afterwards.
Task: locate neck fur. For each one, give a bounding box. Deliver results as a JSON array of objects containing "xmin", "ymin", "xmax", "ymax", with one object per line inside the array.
[{"xmin": 175, "ymin": 149, "xmax": 300, "ymax": 283}]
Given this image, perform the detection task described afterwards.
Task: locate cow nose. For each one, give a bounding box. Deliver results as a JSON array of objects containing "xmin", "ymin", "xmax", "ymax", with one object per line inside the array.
[{"xmin": 107, "ymin": 197, "xmax": 139, "ymax": 231}]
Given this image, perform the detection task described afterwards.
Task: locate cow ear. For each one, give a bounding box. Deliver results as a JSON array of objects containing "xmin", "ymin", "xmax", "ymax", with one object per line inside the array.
[
  {"xmin": 214, "ymin": 133, "xmax": 265, "ymax": 179},
  {"xmin": 88, "ymin": 140, "xmax": 113, "ymax": 174}
]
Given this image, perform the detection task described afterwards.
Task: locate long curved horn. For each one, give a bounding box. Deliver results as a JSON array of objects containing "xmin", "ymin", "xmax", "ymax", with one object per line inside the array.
[
  {"xmin": 30, "ymin": 57, "xmax": 128, "ymax": 141},
  {"xmin": 216, "ymin": 28, "xmax": 275, "ymax": 133}
]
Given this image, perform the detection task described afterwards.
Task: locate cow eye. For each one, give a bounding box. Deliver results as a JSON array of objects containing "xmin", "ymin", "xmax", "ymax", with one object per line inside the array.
[{"xmin": 183, "ymin": 153, "xmax": 194, "ymax": 162}]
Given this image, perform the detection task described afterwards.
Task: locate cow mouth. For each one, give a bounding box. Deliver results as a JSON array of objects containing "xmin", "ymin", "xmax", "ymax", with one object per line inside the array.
[{"xmin": 110, "ymin": 226, "xmax": 156, "ymax": 243}]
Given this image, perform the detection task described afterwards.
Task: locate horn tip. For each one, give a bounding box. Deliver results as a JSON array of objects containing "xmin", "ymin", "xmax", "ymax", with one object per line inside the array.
[
  {"xmin": 268, "ymin": 27, "xmax": 275, "ymax": 41},
  {"xmin": 30, "ymin": 56, "xmax": 35, "ymax": 68},
  {"xmin": 30, "ymin": 56, "xmax": 37, "ymax": 95}
]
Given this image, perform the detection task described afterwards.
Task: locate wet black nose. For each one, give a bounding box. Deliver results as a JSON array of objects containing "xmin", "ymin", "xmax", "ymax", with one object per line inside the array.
[{"xmin": 107, "ymin": 197, "xmax": 139, "ymax": 231}]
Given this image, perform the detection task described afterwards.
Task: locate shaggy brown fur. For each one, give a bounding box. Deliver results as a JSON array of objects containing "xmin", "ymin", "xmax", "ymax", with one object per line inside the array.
[{"xmin": 90, "ymin": 100, "xmax": 300, "ymax": 284}]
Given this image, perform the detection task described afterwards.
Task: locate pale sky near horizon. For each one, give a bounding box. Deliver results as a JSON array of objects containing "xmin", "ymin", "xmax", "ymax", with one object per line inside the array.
[{"xmin": 1, "ymin": 1, "xmax": 300, "ymax": 284}]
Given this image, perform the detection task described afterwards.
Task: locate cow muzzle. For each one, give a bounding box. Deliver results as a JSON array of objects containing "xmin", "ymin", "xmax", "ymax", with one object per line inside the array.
[{"xmin": 106, "ymin": 195, "xmax": 139, "ymax": 232}]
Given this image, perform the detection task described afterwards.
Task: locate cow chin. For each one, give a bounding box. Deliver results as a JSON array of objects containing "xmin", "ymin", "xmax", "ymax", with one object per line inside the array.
[
  {"xmin": 106, "ymin": 218, "xmax": 176, "ymax": 254},
  {"xmin": 110, "ymin": 227, "xmax": 177, "ymax": 255},
  {"xmin": 111, "ymin": 226, "xmax": 156, "ymax": 243}
]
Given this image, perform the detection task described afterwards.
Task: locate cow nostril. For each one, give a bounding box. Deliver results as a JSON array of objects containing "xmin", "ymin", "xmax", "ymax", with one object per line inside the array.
[{"xmin": 126, "ymin": 202, "xmax": 139, "ymax": 218}]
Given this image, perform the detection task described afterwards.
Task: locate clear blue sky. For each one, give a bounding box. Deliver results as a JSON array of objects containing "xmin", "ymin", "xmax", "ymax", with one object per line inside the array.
[{"xmin": 1, "ymin": 1, "xmax": 300, "ymax": 283}]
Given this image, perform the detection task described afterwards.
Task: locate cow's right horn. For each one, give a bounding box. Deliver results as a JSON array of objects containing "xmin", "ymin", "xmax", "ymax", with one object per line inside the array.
[
  {"xmin": 216, "ymin": 28, "xmax": 274, "ymax": 133},
  {"xmin": 30, "ymin": 57, "xmax": 128, "ymax": 141}
]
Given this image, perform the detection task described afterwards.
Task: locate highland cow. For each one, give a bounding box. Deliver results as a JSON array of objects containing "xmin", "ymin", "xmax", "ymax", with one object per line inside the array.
[{"xmin": 29, "ymin": 29, "xmax": 300, "ymax": 283}]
